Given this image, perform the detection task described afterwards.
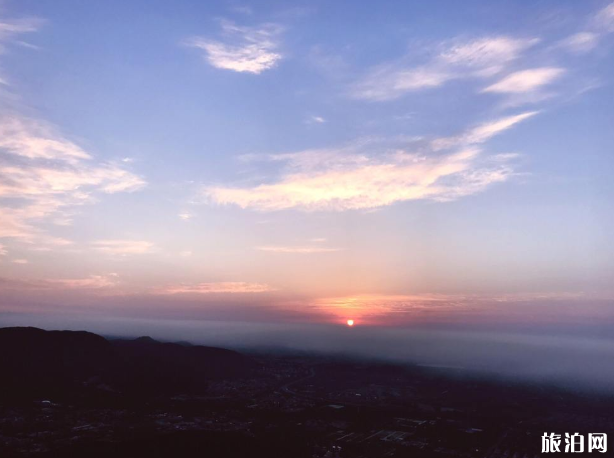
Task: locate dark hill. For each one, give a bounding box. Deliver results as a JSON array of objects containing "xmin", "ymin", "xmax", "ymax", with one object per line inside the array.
[
  {"xmin": 0, "ymin": 327, "xmax": 116, "ymax": 399},
  {"xmin": 110, "ymin": 336, "xmax": 250, "ymax": 394},
  {"xmin": 0, "ymin": 327, "xmax": 251, "ymax": 401}
]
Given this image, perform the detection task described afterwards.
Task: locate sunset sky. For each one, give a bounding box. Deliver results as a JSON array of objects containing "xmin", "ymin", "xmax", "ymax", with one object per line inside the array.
[{"xmin": 1, "ymin": 0, "xmax": 613, "ymax": 334}]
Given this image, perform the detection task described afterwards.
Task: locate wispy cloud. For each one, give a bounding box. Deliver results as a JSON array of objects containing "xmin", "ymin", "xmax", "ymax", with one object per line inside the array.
[
  {"xmin": 351, "ymin": 36, "xmax": 538, "ymax": 101},
  {"xmin": 186, "ymin": 20, "xmax": 283, "ymax": 74},
  {"xmin": 594, "ymin": 2, "xmax": 614, "ymax": 32},
  {"xmin": 0, "ymin": 116, "xmax": 90, "ymax": 162},
  {"xmin": 306, "ymin": 115, "xmax": 326, "ymax": 124},
  {"xmin": 205, "ymin": 112, "xmax": 535, "ymax": 211},
  {"xmin": 0, "ymin": 116, "xmax": 146, "ymax": 243},
  {"xmin": 47, "ymin": 274, "xmax": 119, "ymax": 289},
  {"xmin": 0, "ymin": 19, "xmax": 145, "ymax": 248},
  {"xmin": 205, "ymin": 147, "xmax": 494, "ymax": 211},
  {"xmin": 12, "ymin": 258, "xmax": 28, "ymax": 264},
  {"xmin": 92, "ymin": 240, "xmax": 154, "ymax": 255},
  {"xmin": 432, "ymin": 111, "xmax": 538, "ymax": 150},
  {"xmin": 559, "ymin": 32, "xmax": 600, "ymax": 53},
  {"xmin": 0, "ymin": 17, "xmax": 42, "ymax": 85},
  {"xmin": 158, "ymin": 282, "xmax": 275, "ymax": 295},
  {"xmin": 0, "ymin": 17, "xmax": 41, "ymax": 52},
  {"xmin": 310, "ymin": 292, "xmax": 598, "ymax": 325},
  {"xmin": 256, "ymin": 245, "xmax": 341, "ymax": 254},
  {"xmin": 555, "ymin": 2, "xmax": 614, "ymax": 55},
  {"xmin": 483, "ymin": 67, "xmax": 565, "ymax": 93},
  {"xmin": 0, "ymin": 244, "xmax": 6, "ymax": 256},
  {"xmin": 0, "ymin": 273, "xmax": 120, "ymax": 293}
]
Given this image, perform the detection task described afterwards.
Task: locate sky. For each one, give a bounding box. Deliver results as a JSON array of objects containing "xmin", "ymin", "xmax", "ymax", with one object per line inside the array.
[{"xmin": 1, "ymin": 0, "xmax": 614, "ymax": 349}]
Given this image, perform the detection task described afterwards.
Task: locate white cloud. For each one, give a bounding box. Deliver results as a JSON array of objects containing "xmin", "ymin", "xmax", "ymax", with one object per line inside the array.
[
  {"xmin": 594, "ymin": 2, "xmax": 614, "ymax": 32},
  {"xmin": 178, "ymin": 212, "xmax": 194, "ymax": 221},
  {"xmin": 12, "ymin": 258, "xmax": 28, "ymax": 264},
  {"xmin": 0, "ymin": 244, "xmax": 6, "ymax": 256},
  {"xmin": 559, "ymin": 32, "xmax": 599, "ymax": 53},
  {"xmin": 0, "ymin": 116, "xmax": 90, "ymax": 163},
  {"xmin": 0, "ymin": 115, "xmax": 145, "ymax": 244},
  {"xmin": 205, "ymin": 112, "xmax": 536, "ymax": 211},
  {"xmin": 256, "ymin": 245, "xmax": 341, "ymax": 253},
  {"xmin": 483, "ymin": 67, "xmax": 565, "ymax": 93},
  {"xmin": 0, "ymin": 17, "xmax": 41, "ymax": 53},
  {"xmin": 0, "ymin": 16, "xmax": 145, "ymax": 248},
  {"xmin": 432, "ymin": 112, "xmax": 538, "ymax": 150},
  {"xmin": 0, "ymin": 18, "xmax": 41, "ymax": 85},
  {"xmin": 351, "ymin": 36, "xmax": 537, "ymax": 101},
  {"xmin": 186, "ymin": 20, "xmax": 283, "ymax": 74},
  {"xmin": 158, "ymin": 282, "xmax": 274, "ymax": 295},
  {"xmin": 438, "ymin": 36, "xmax": 539, "ymax": 69},
  {"xmin": 307, "ymin": 115, "xmax": 326, "ymax": 124},
  {"xmin": 92, "ymin": 240, "xmax": 154, "ymax": 255},
  {"xmin": 352, "ymin": 66, "xmax": 449, "ymax": 101}
]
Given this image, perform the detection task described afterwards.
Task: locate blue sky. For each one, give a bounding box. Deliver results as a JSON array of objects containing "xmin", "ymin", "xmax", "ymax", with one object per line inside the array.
[{"xmin": 0, "ymin": 0, "xmax": 613, "ymax": 331}]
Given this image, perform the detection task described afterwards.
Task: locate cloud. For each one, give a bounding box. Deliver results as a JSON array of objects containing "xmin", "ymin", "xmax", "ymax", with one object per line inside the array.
[
  {"xmin": 307, "ymin": 115, "xmax": 326, "ymax": 124},
  {"xmin": 555, "ymin": 3, "xmax": 614, "ymax": 57},
  {"xmin": 0, "ymin": 116, "xmax": 146, "ymax": 243},
  {"xmin": 12, "ymin": 258, "xmax": 28, "ymax": 264},
  {"xmin": 309, "ymin": 292, "xmax": 602, "ymax": 326},
  {"xmin": 92, "ymin": 240, "xmax": 154, "ymax": 255},
  {"xmin": 483, "ymin": 67, "xmax": 565, "ymax": 93},
  {"xmin": 351, "ymin": 36, "xmax": 537, "ymax": 101},
  {"xmin": 554, "ymin": 3, "xmax": 614, "ymax": 58},
  {"xmin": 438, "ymin": 37, "xmax": 538, "ymax": 69},
  {"xmin": 158, "ymin": 282, "xmax": 275, "ymax": 295},
  {"xmin": 0, "ymin": 17, "xmax": 42, "ymax": 85},
  {"xmin": 432, "ymin": 111, "xmax": 538, "ymax": 150},
  {"xmin": 47, "ymin": 274, "xmax": 119, "ymax": 289},
  {"xmin": 0, "ymin": 13, "xmax": 145, "ymax": 248},
  {"xmin": 205, "ymin": 112, "xmax": 535, "ymax": 211},
  {"xmin": 0, "ymin": 116, "xmax": 90, "ymax": 162},
  {"xmin": 178, "ymin": 212, "xmax": 194, "ymax": 221},
  {"xmin": 207, "ymin": 150, "xmax": 484, "ymax": 211},
  {"xmin": 314, "ymin": 293, "xmax": 459, "ymax": 317},
  {"xmin": 594, "ymin": 2, "xmax": 614, "ymax": 32},
  {"xmin": 186, "ymin": 20, "xmax": 283, "ymax": 74},
  {"xmin": 0, "ymin": 273, "xmax": 120, "ymax": 293},
  {"xmin": 0, "ymin": 17, "xmax": 41, "ymax": 52},
  {"xmin": 351, "ymin": 66, "xmax": 449, "ymax": 102},
  {"xmin": 0, "ymin": 244, "xmax": 6, "ymax": 256},
  {"xmin": 256, "ymin": 245, "xmax": 341, "ymax": 253},
  {"xmin": 559, "ymin": 32, "xmax": 599, "ymax": 53}
]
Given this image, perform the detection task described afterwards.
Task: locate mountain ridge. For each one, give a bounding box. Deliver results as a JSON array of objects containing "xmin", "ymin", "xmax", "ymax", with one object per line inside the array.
[{"xmin": 0, "ymin": 326, "xmax": 251, "ymax": 401}]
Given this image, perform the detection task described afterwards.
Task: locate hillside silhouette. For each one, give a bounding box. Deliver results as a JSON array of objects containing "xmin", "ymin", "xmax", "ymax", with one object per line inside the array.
[{"xmin": 0, "ymin": 327, "xmax": 250, "ymax": 401}]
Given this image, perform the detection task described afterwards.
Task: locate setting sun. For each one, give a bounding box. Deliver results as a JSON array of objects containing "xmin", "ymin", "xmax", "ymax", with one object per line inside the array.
[{"xmin": 346, "ymin": 319, "xmax": 355, "ymax": 327}]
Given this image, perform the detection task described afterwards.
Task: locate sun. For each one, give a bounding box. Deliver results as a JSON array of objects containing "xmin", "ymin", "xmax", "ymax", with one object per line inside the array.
[{"xmin": 346, "ymin": 319, "xmax": 355, "ymax": 327}]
